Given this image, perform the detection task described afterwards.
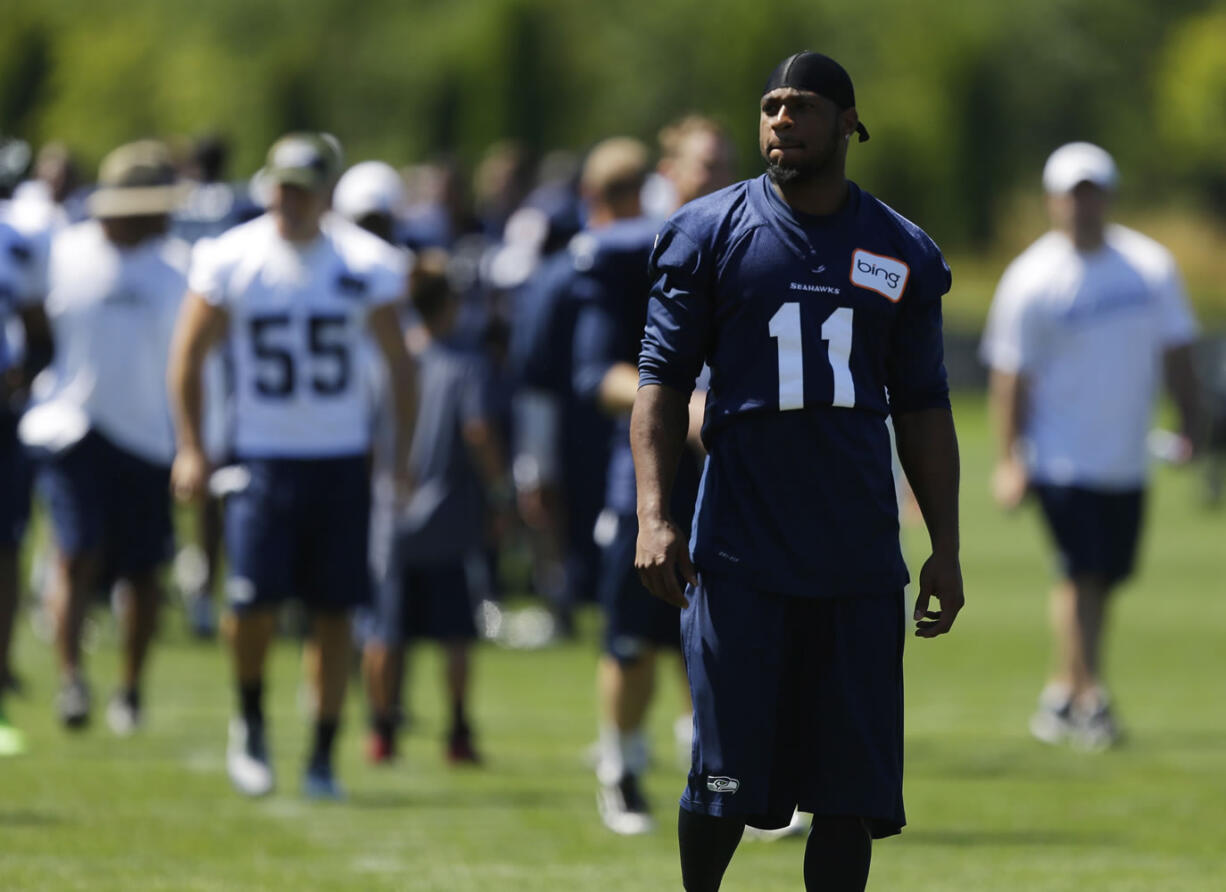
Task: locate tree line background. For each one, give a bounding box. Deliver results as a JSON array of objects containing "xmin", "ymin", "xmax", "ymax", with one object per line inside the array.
[{"xmin": 3, "ymin": 0, "xmax": 1225, "ymax": 322}]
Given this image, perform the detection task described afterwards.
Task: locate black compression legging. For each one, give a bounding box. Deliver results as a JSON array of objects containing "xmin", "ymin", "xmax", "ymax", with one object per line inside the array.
[{"xmin": 678, "ymin": 808, "xmax": 872, "ymax": 892}]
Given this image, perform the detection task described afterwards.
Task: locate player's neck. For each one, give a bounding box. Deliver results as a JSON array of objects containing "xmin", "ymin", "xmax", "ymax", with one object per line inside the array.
[
  {"xmin": 771, "ymin": 172, "xmax": 849, "ymax": 217},
  {"xmin": 1061, "ymin": 224, "xmax": 1106, "ymax": 253},
  {"xmin": 274, "ymin": 215, "xmax": 323, "ymax": 245}
]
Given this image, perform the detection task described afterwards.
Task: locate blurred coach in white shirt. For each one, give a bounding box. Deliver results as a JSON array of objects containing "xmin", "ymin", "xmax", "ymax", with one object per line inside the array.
[
  {"xmin": 981, "ymin": 142, "xmax": 1200, "ymax": 751},
  {"xmin": 26, "ymin": 141, "xmax": 188, "ymax": 736}
]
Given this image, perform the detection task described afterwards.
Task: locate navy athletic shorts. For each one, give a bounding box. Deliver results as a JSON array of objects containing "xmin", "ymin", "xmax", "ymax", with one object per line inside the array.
[
  {"xmin": 37, "ymin": 429, "xmax": 172, "ymax": 576},
  {"xmin": 371, "ymin": 557, "xmax": 478, "ymax": 645},
  {"xmin": 1032, "ymin": 484, "xmax": 1145, "ymax": 585},
  {"xmin": 225, "ymin": 455, "xmax": 371, "ymax": 613},
  {"xmin": 597, "ymin": 512, "xmax": 681, "ymax": 662},
  {"xmin": 680, "ymin": 573, "xmax": 906, "ymax": 837},
  {"xmin": 0, "ymin": 409, "xmax": 32, "ymax": 548}
]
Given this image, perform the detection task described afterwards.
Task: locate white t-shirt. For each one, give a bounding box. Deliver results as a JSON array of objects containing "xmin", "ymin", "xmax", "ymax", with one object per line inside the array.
[
  {"xmin": 40, "ymin": 221, "xmax": 189, "ymax": 465},
  {"xmin": 189, "ymin": 212, "xmax": 406, "ymax": 458},
  {"xmin": 980, "ymin": 225, "xmax": 1198, "ymax": 488}
]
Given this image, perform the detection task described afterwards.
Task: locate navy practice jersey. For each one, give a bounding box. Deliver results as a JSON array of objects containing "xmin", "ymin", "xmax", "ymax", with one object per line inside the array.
[
  {"xmin": 573, "ymin": 218, "xmax": 702, "ymax": 524},
  {"xmin": 0, "ymin": 221, "xmax": 41, "ymax": 374},
  {"xmin": 639, "ymin": 176, "xmax": 951, "ymax": 598},
  {"xmin": 510, "ymin": 250, "xmax": 584, "ymax": 395}
]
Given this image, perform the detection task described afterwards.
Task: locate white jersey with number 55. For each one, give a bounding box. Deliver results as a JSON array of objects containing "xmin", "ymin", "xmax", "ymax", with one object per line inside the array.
[{"xmin": 188, "ymin": 212, "xmax": 406, "ymax": 459}]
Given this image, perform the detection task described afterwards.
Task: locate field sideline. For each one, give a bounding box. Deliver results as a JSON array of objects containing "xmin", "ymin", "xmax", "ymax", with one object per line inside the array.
[{"xmin": 2, "ymin": 395, "xmax": 1224, "ymax": 891}]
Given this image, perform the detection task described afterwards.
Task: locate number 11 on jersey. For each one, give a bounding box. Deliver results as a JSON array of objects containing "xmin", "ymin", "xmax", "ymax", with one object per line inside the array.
[{"xmin": 768, "ymin": 303, "xmax": 855, "ymax": 410}]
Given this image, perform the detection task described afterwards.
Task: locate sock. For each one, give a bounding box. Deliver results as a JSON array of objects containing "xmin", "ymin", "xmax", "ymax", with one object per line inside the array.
[
  {"xmin": 678, "ymin": 806, "xmax": 744, "ymax": 892},
  {"xmin": 450, "ymin": 700, "xmax": 469, "ymax": 738},
  {"xmin": 372, "ymin": 713, "xmax": 396, "ymax": 742},
  {"xmin": 803, "ymin": 816, "xmax": 872, "ymax": 892},
  {"xmin": 596, "ymin": 725, "xmax": 648, "ymax": 785},
  {"xmin": 310, "ymin": 718, "xmax": 339, "ymax": 771},
  {"xmin": 622, "ymin": 728, "xmax": 649, "ymax": 776},
  {"xmin": 239, "ymin": 681, "xmax": 264, "ymax": 727},
  {"xmin": 596, "ymin": 724, "xmax": 623, "ymax": 785}
]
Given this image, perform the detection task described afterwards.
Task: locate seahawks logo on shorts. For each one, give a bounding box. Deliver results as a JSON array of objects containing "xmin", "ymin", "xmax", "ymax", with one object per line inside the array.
[{"xmin": 706, "ymin": 776, "xmax": 740, "ymax": 794}]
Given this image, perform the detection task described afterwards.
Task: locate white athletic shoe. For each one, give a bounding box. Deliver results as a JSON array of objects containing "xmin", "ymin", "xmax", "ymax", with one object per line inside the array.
[
  {"xmin": 227, "ymin": 717, "xmax": 274, "ymax": 797},
  {"xmin": 744, "ymin": 808, "xmax": 809, "ymax": 841},
  {"xmin": 597, "ymin": 773, "xmax": 655, "ymax": 835},
  {"xmin": 1072, "ymin": 692, "xmax": 1123, "ymax": 752},
  {"xmin": 56, "ymin": 677, "xmax": 91, "ymax": 730},
  {"xmin": 1029, "ymin": 684, "xmax": 1076, "ymax": 746},
  {"xmin": 106, "ymin": 695, "xmax": 141, "ymax": 737}
]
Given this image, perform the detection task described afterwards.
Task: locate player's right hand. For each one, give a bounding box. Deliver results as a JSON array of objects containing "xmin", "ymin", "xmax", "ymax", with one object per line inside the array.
[
  {"xmin": 170, "ymin": 448, "xmax": 210, "ymax": 504},
  {"xmin": 635, "ymin": 516, "xmax": 697, "ymax": 609},
  {"xmin": 991, "ymin": 457, "xmax": 1028, "ymax": 511}
]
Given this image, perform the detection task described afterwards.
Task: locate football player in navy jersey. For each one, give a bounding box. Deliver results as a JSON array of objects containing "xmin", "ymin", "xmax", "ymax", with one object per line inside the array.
[
  {"xmin": 0, "ymin": 218, "xmax": 50, "ymax": 756},
  {"xmin": 573, "ymin": 128, "xmax": 734, "ymax": 835},
  {"xmin": 632, "ymin": 52, "xmax": 964, "ymax": 891}
]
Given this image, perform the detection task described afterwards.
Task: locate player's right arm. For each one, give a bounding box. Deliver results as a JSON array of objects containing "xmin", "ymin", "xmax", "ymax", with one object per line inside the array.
[
  {"xmin": 167, "ymin": 292, "xmax": 229, "ymax": 502},
  {"xmin": 633, "ymin": 223, "xmax": 712, "ymax": 608},
  {"xmin": 631, "ymin": 384, "xmax": 697, "ymax": 608}
]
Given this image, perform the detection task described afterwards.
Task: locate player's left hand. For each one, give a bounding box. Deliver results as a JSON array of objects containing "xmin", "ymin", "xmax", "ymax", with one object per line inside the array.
[{"xmin": 913, "ymin": 551, "xmax": 964, "ymax": 638}]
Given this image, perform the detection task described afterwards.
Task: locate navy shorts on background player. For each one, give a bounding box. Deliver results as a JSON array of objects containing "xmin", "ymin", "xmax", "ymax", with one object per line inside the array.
[
  {"xmin": 680, "ymin": 574, "xmax": 905, "ymax": 837},
  {"xmin": 225, "ymin": 456, "xmax": 371, "ymax": 612},
  {"xmin": 598, "ymin": 512, "xmax": 682, "ymax": 661},
  {"xmin": 372, "ymin": 560, "xmax": 478, "ymax": 645},
  {"xmin": 38, "ymin": 429, "xmax": 172, "ymax": 575},
  {"xmin": 1032, "ymin": 484, "xmax": 1144, "ymax": 585}
]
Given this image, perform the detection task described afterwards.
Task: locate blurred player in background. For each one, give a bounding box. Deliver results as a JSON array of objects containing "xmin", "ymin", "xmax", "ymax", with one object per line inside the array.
[
  {"xmin": 363, "ymin": 251, "xmax": 509, "ymax": 764},
  {"xmin": 173, "ymin": 134, "xmax": 259, "ymax": 244},
  {"xmin": 507, "ymin": 184, "xmax": 608, "ymax": 640},
  {"xmin": 633, "ymin": 52, "xmax": 964, "ymax": 890},
  {"xmin": 332, "ymin": 160, "xmax": 408, "ymax": 248},
  {"xmin": 171, "ymin": 134, "xmax": 258, "ymax": 640},
  {"xmin": 168, "ymin": 133, "xmax": 415, "ymax": 799},
  {"xmin": 331, "ymin": 156, "xmax": 421, "ymax": 754},
  {"xmin": 576, "ymin": 122, "xmax": 734, "ymax": 835},
  {"xmin": 981, "ymin": 142, "xmax": 1201, "ymax": 750},
  {"xmin": 0, "ymin": 215, "xmax": 51, "ymax": 755},
  {"xmin": 24, "ymin": 141, "xmax": 187, "ymax": 735}
]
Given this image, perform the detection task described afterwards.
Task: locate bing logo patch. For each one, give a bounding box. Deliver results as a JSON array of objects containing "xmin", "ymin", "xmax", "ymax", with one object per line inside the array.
[{"xmin": 850, "ymin": 249, "xmax": 909, "ymax": 302}]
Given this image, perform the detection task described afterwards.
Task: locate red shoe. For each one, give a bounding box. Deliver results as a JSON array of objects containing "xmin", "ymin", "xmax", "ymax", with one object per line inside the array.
[{"xmin": 367, "ymin": 729, "xmax": 396, "ymax": 764}]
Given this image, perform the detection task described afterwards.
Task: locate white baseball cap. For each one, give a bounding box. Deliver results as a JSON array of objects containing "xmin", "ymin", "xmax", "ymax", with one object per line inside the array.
[
  {"xmin": 333, "ymin": 161, "xmax": 405, "ymax": 220},
  {"xmin": 1042, "ymin": 142, "xmax": 1118, "ymax": 194}
]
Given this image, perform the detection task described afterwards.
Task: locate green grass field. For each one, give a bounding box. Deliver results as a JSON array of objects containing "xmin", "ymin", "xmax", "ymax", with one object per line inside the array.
[{"xmin": 2, "ymin": 395, "xmax": 1224, "ymax": 891}]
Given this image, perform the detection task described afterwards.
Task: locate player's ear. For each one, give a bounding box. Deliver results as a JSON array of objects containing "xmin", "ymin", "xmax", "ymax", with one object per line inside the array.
[{"xmin": 840, "ymin": 108, "xmax": 858, "ymax": 142}]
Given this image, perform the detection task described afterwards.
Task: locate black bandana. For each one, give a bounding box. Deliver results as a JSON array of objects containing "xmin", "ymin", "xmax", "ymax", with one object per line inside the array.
[{"xmin": 763, "ymin": 51, "xmax": 870, "ymax": 142}]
